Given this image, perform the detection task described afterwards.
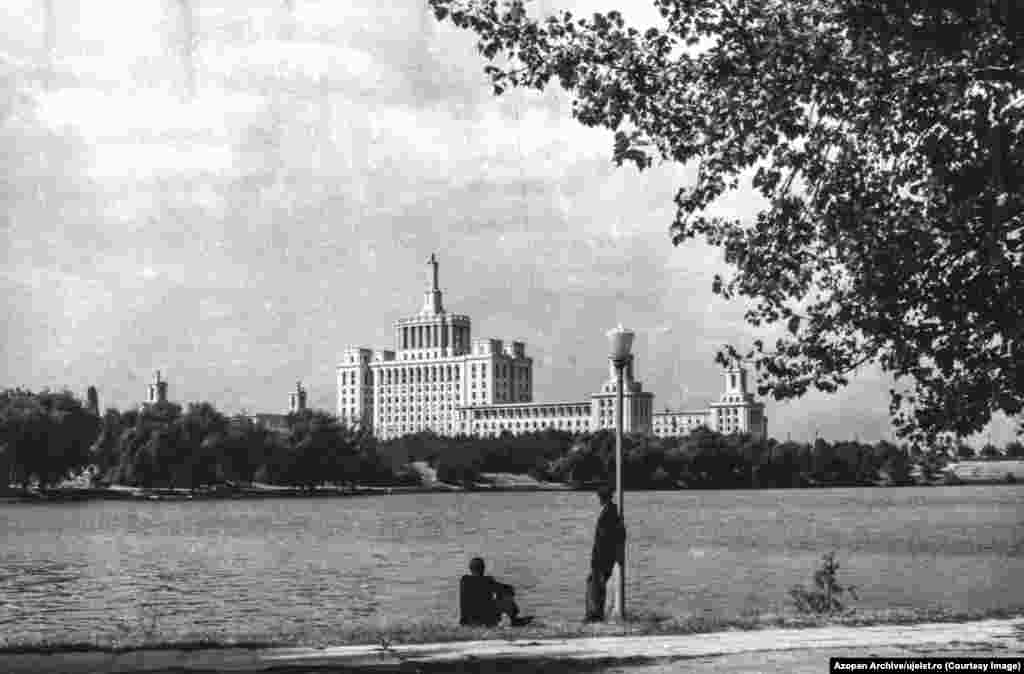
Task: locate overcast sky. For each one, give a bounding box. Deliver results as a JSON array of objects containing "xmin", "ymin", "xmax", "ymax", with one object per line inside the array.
[{"xmin": 0, "ymin": 0, "xmax": 1015, "ymax": 445}]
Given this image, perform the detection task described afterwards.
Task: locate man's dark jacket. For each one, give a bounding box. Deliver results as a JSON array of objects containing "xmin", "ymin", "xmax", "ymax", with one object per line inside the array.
[
  {"xmin": 591, "ymin": 502, "xmax": 625, "ymax": 574},
  {"xmin": 459, "ymin": 575, "xmax": 514, "ymax": 626}
]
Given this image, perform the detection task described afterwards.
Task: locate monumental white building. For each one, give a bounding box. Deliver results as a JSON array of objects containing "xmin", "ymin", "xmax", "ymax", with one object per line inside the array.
[{"xmin": 336, "ymin": 255, "xmax": 656, "ymax": 440}]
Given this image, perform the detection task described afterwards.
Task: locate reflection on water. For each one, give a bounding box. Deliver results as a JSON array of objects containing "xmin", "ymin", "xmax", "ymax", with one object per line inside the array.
[{"xmin": 0, "ymin": 487, "xmax": 1021, "ymax": 644}]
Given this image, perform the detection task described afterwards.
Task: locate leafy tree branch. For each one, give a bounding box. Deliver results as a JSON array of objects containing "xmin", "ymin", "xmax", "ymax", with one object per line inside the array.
[{"xmin": 430, "ymin": 0, "xmax": 1023, "ymax": 441}]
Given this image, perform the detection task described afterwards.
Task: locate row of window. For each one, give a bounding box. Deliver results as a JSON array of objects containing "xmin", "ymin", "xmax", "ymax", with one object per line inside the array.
[
  {"xmin": 381, "ymin": 390, "xmax": 459, "ymax": 401},
  {"xmin": 339, "ymin": 371, "xmax": 372, "ymax": 386},
  {"xmin": 400, "ymin": 324, "xmax": 469, "ymax": 351},
  {"xmin": 383, "ymin": 414, "xmax": 452, "ymax": 424},
  {"xmin": 381, "ymin": 403, "xmax": 456, "ymax": 416},
  {"xmin": 655, "ymin": 417, "xmax": 704, "ymax": 428},
  {"xmin": 344, "ymin": 388, "xmax": 528, "ymax": 403},
  {"xmin": 339, "ymin": 363, "xmax": 534, "ymax": 387},
  {"xmin": 403, "ymin": 351, "xmax": 458, "ymax": 360},
  {"xmin": 471, "ymin": 418, "xmax": 588, "ymax": 433},
  {"xmin": 341, "ymin": 365, "xmax": 466, "ymax": 385},
  {"xmin": 370, "ymin": 389, "xmax": 523, "ymax": 408},
  {"xmin": 597, "ymin": 398, "xmax": 653, "ymax": 414},
  {"xmin": 377, "ymin": 384, "xmax": 459, "ymax": 393},
  {"xmin": 468, "ymin": 405, "xmax": 589, "ymax": 420},
  {"xmin": 655, "ymin": 413, "xmax": 706, "ymax": 419},
  {"xmin": 381, "ymin": 402, "xmax": 456, "ymax": 413},
  {"xmin": 382, "ymin": 365, "xmax": 462, "ymax": 384},
  {"xmin": 383, "ymin": 424, "xmax": 456, "ymax": 437},
  {"xmin": 362, "ymin": 392, "xmax": 548, "ymax": 420}
]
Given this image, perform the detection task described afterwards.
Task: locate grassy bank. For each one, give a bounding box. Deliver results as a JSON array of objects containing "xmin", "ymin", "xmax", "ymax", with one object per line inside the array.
[{"xmin": 2, "ymin": 606, "xmax": 1020, "ymax": 655}]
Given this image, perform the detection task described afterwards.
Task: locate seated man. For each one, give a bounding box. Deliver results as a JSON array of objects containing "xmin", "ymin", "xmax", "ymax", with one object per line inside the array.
[{"xmin": 459, "ymin": 557, "xmax": 533, "ymax": 627}]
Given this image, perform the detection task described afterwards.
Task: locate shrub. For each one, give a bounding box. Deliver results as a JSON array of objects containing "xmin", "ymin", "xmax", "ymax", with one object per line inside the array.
[
  {"xmin": 980, "ymin": 444, "xmax": 1002, "ymax": 460},
  {"xmin": 789, "ymin": 551, "xmax": 858, "ymax": 614}
]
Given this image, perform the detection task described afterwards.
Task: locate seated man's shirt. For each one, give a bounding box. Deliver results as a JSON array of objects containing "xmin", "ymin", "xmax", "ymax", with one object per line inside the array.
[{"xmin": 459, "ymin": 575, "xmax": 513, "ymax": 626}]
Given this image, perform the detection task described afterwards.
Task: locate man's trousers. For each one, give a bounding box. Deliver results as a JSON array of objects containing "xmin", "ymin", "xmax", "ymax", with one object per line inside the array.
[{"xmin": 585, "ymin": 567, "xmax": 613, "ymax": 621}]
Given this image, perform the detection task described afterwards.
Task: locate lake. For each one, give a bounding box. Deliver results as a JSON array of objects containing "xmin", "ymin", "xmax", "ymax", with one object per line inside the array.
[{"xmin": 1, "ymin": 486, "xmax": 1021, "ymax": 646}]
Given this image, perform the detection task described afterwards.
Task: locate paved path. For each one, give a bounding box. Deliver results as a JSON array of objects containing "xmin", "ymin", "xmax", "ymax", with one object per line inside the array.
[{"xmin": 4, "ymin": 618, "xmax": 1022, "ymax": 673}]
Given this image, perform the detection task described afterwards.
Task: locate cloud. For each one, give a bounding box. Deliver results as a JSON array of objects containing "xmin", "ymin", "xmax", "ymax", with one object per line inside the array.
[
  {"xmin": 204, "ymin": 40, "xmax": 383, "ymax": 86},
  {"xmin": 1, "ymin": 0, "xmax": 985, "ymax": 444},
  {"xmin": 36, "ymin": 87, "xmax": 261, "ymax": 140}
]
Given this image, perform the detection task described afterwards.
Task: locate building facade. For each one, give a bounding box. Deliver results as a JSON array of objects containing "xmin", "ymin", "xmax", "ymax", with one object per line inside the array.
[
  {"xmin": 652, "ymin": 364, "xmax": 768, "ymax": 440},
  {"xmin": 337, "ymin": 255, "xmax": 655, "ymax": 439},
  {"xmin": 457, "ymin": 354, "xmax": 655, "ymax": 437}
]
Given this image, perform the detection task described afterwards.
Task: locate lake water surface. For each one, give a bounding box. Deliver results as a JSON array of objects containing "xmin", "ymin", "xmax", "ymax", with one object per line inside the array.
[{"xmin": 1, "ymin": 486, "xmax": 1021, "ymax": 645}]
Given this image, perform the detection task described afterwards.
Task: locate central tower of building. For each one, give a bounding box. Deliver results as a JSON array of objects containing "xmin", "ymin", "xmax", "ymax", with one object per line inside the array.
[
  {"xmin": 393, "ymin": 253, "xmax": 472, "ymax": 361},
  {"xmin": 336, "ymin": 254, "xmax": 534, "ymax": 438}
]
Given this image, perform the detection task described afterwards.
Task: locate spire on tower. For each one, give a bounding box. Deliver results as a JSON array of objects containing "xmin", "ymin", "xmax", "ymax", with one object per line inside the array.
[
  {"xmin": 429, "ymin": 253, "xmax": 439, "ymax": 291},
  {"xmin": 421, "ymin": 252, "xmax": 444, "ymax": 315}
]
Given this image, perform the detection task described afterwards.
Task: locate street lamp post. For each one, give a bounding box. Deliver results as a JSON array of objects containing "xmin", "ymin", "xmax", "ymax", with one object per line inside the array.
[{"xmin": 606, "ymin": 324, "xmax": 634, "ymax": 622}]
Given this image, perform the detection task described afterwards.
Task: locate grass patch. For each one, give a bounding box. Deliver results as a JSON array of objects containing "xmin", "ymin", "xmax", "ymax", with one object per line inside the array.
[
  {"xmin": 0, "ymin": 639, "xmax": 280, "ymax": 655},
  {"xmin": 1, "ymin": 606, "xmax": 1021, "ymax": 656}
]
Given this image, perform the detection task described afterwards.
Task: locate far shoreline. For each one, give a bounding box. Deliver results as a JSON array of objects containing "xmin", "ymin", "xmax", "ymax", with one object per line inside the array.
[
  {"xmin": 0, "ymin": 481, "xmax": 576, "ymax": 503},
  {"xmin": 2, "ymin": 478, "xmax": 1020, "ymax": 504}
]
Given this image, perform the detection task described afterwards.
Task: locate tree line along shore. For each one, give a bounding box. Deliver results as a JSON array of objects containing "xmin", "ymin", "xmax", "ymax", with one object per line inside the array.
[{"xmin": 2, "ymin": 388, "xmax": 1022, "ymax": 499}]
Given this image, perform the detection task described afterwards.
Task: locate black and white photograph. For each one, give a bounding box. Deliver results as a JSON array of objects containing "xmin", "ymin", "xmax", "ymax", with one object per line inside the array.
[{"xmin": 1, "ymin": 0, "xmax": 1021, "ymax": 672}]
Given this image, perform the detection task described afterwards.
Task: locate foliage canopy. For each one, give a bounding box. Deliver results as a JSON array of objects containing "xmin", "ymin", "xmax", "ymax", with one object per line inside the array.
[
  {"xmin": 429, "ymin": 0, "xmax": 1023, "ymax": 440},
  {"xmin": 0, "ymin": 389, "xmax": 100, "ymax": 488}
]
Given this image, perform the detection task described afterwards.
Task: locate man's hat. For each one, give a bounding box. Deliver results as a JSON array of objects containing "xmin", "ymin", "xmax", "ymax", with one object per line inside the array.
[{"xmin": 597, "ymin": 485, "xmax": 613, "ymax": 500}]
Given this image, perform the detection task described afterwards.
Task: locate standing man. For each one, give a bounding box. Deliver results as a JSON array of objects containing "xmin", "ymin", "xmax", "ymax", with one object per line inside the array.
[{"xmin": 585, "ymin": 485, "xmax": 626, "ymax": 622}]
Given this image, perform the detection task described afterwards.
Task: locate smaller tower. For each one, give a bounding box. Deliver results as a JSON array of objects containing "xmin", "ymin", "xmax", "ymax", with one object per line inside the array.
[
  {"xmin": 147, "ymin": 371, "xmax": 168, "ymax": 405},
  {"xmin": 710, "ymin": 361, "xmax": 767, "ymax": 439},
  {"xmin": 724, "ymin": 360, "xmax": 748, "ymax": 396},
  {"xmin": 289, "ymin": 381, "xmax": 308, "ymax": 414}
]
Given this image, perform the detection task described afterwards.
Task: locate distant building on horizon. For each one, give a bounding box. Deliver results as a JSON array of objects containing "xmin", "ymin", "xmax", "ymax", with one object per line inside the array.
[
  {"xmin": 288, "ymin": 381, "xmax": 308, "ymax": 414},
  {"xmin": 134, "ymin": 260, "xmax": 766, "ymax": 441},
  {"xmin": 248, "ymin": 381, "xmax": 308, "ymax": 434},
  {"xmin": 652, "ymin": 363, "xmax": 767, "ymax": 440},
  {"xmin": 143, "ymin": 371, "xmax": 169, "ymax": 407}
]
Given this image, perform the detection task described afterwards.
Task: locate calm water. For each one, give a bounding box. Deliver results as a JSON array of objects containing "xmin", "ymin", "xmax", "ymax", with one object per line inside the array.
[{"xmin": 1, "ymin": 487, "xmax": 1021, "ymax": 645}]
